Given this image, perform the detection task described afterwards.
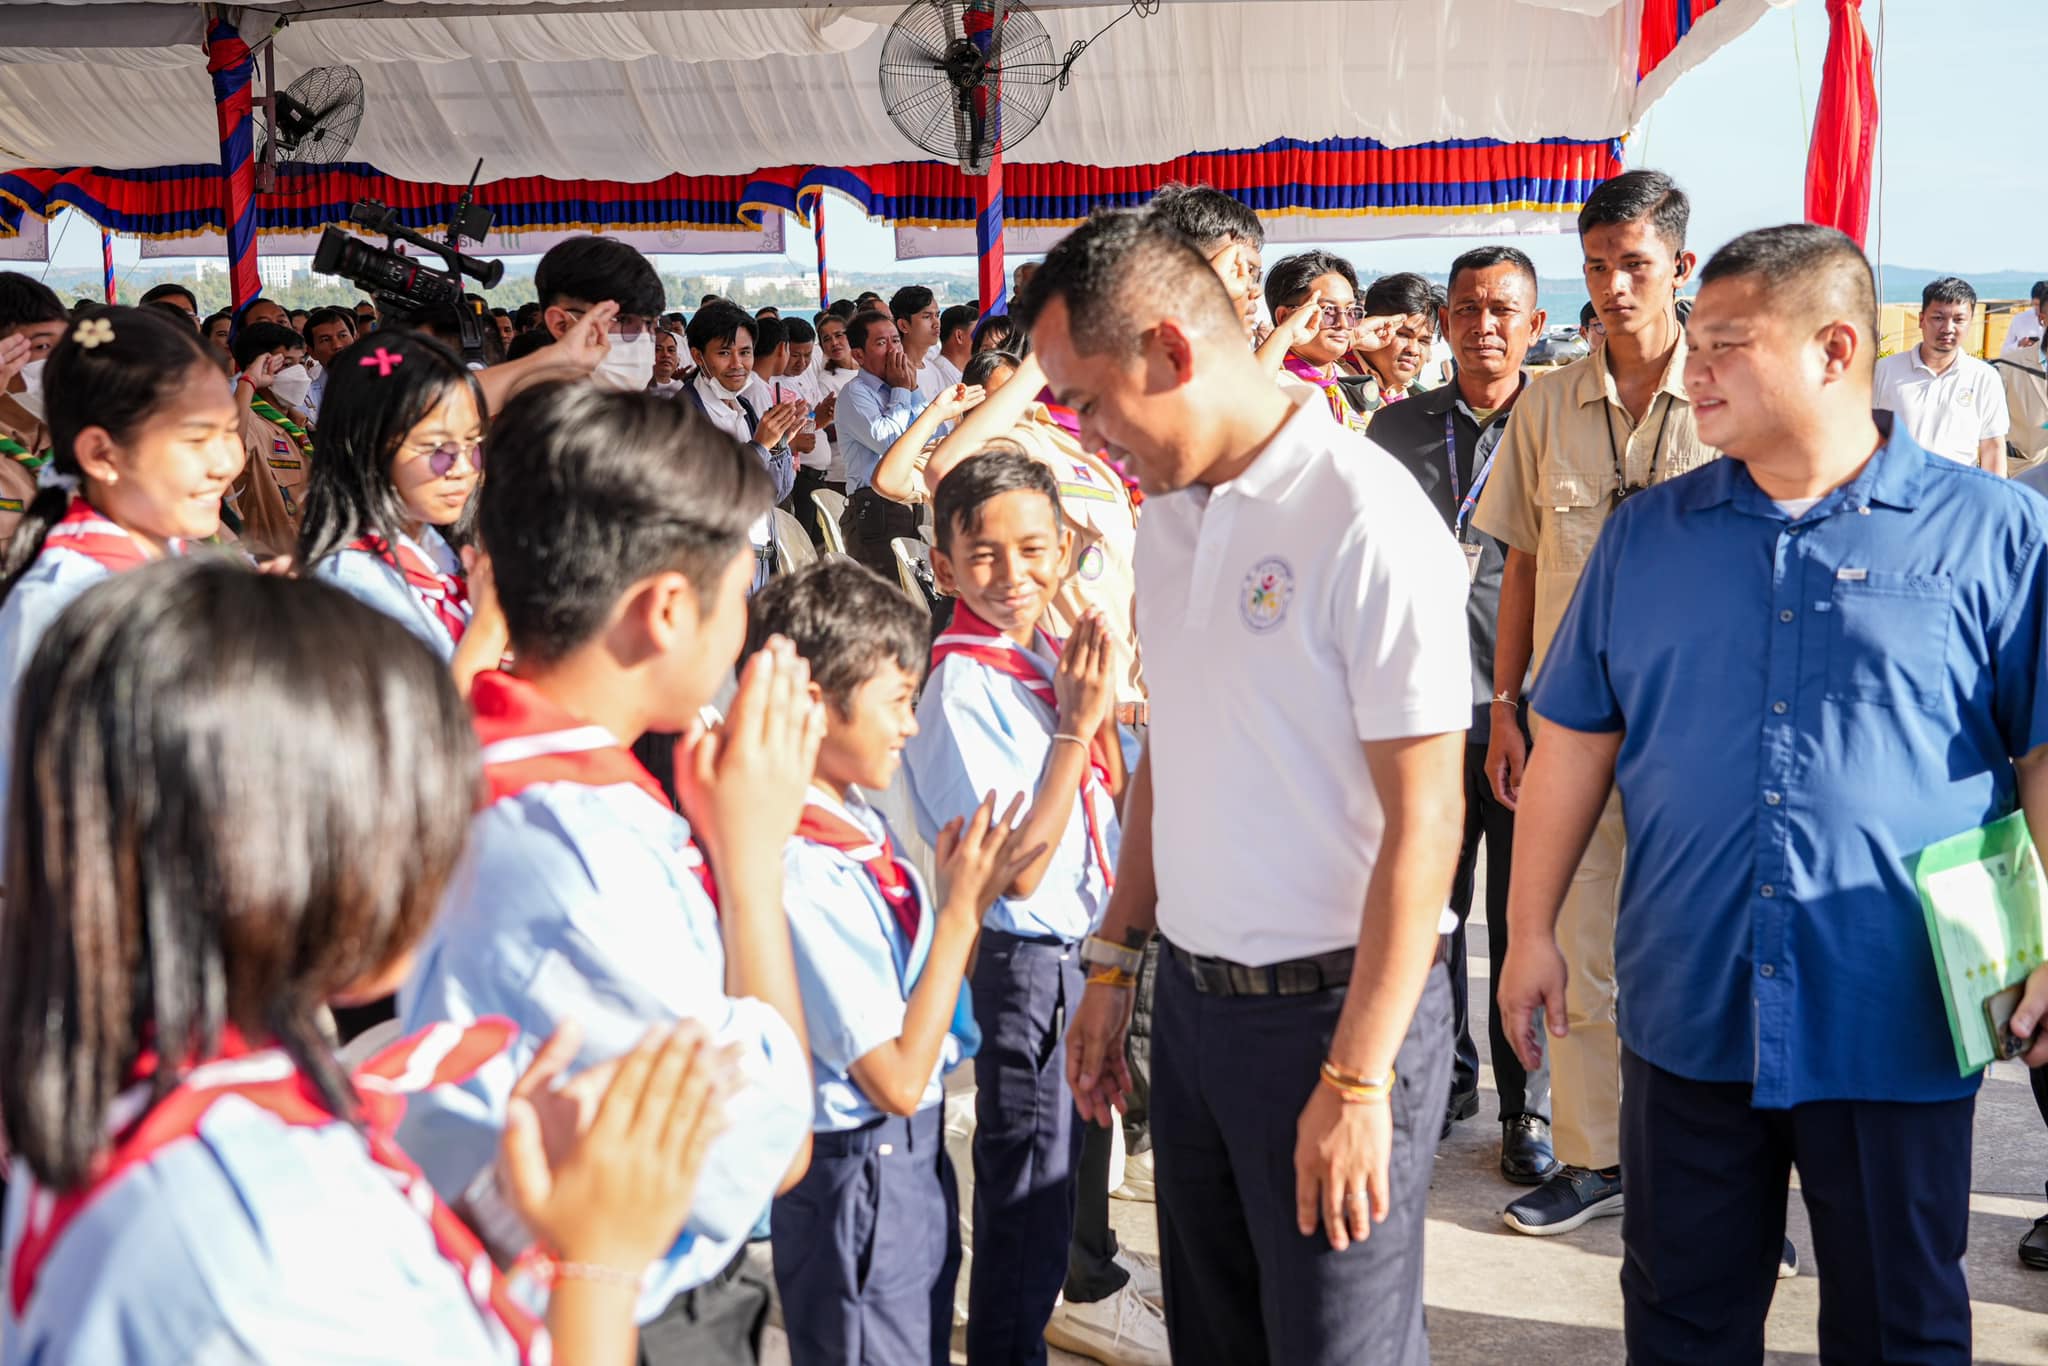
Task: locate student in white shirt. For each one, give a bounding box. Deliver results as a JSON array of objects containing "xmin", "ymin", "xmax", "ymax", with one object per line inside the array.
[
  {"xmin": 893, "ymin": 286, "xmax": 948, "ymax": 406},
  {"xmin": 300, "ymin": 330, "xmax": 507, "ymax": 686},
  {"xmin": 757, "ymin": 559, "xmax": 1030, "ymax": 1366},
  {"xmin": 396, "ymin": 384, "xmax": 821, "ymax": 1363},
  {"xmin": 1999, "ymin": 281, "xmax": 2047, "ymax": 365},
  {"xmin": 778, "ymin": 318, "xmax": 840, "ymax": 538},
  {"xmin": 932, "ymin": 304, "xmax": 977, "ymax": 389},
  {"xmin": 683, "ymin": 303, "xmax": 805, "ymax": 589},
  {"xmin": 1873, "ymin": 276, "xmax": 2011, "ymax": 473},
  {"xmin": 1021, "ymin": 211, "xmax": 1469, "ymax": 1366},
  {"xmin": 649, "ymin": 328, "xmax": 686, "ymax": 398}
]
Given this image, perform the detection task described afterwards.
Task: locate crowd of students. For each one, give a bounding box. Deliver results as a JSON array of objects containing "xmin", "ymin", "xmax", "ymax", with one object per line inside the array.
[{"xmin": 0, "ymin": 168, "xmax": 2042, "ymax": 1366}]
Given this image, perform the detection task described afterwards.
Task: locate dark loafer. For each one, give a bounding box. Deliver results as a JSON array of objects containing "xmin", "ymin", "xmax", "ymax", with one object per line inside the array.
[
  {"xmin": 2021, "ymin": 1212, "xmax": 2048, "ymax": 1271},
  {"xmin": 1500, "ymin": 1114, "xmax": 1562, "ymax": 1186},
  {"xmin": 1441, "ymin": 1088, "xmax": 1480, "ymax": 1139}
]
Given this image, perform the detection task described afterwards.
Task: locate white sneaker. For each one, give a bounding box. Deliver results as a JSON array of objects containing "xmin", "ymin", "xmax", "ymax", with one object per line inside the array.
[
  {"xmin": 1111, "ymin": 1148, "xmax": 1155, "ymax": 1203},
  {"xmin": 1114, "ymin": 1247, "xmax": 1163, "ymax": 1305},
  {"xmin": 1043, "ymin": 1284, "xmax": 1172, "ymax": 1366}
]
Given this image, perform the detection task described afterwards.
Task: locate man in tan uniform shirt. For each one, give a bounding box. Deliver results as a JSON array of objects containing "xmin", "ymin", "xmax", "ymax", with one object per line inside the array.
[{"xmin": 1472, "ymin": 170, "xmax": 1717, "ymax": 1238}]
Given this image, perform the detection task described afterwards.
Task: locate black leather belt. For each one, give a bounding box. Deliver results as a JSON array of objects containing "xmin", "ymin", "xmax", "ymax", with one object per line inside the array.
[{"xmin": 1166, "ymin": 936, "xmax": 1446, "ymax": 997}]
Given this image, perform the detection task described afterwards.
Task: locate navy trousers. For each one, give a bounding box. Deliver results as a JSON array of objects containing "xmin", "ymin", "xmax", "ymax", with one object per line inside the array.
[
  {"xmin": 770, "ymin": 1107, "xmax": 960, "ymax": 1366},
  {"xmin": 965, "ymin": 931, "xmax": 1085, "ymax": 1366},
  {"xmin": 1619, "ymin": 1048, "xmax": 1975, "ymax": 1365},
  {"xmin": 1151, "ymin": 946, "xmax": 1452, "ymax": 1366}
]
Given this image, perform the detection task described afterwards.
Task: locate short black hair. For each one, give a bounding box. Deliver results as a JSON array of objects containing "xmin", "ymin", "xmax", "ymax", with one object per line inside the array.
[
  {"xmin": 1581, "ymin": 301, "xmax": 1599, "ymax": 328},
  {"xmin": 1264, "ymin": 250, "xmax": 1358, "ymax": 312},
  {"xmin": 1013, "ymin": 207, "xmax": 1239, "ymax": 357},
  {"xmin": 513, "ymin": 302, "xmax": 542, "ymax": 331},
  {"xmin": 138, "ymin": 282, "xmax": 198, "ymax": 313},
  {"xmin": 1922, "ymin": 276, "xmax": 1977, "ymax": 312},
  {"xmin": 754, "ymin": 305, "xmax": 780, "ymax": 319},
  {"xmin": 971, "ymin": 313, "xmax": 1023, "ymax": 356},
  {"xmin": 827, "ymin": 298, "xmax": 860, "ymax": 321},
  {"xmin": 1147, "ymin": 183, "xmax": 1264, "ymax": 252},
  {"xmin": 745, "ymin": 558, "xmax": 927, "ymax": 714},
  {"xmin": 505, "ymin": 329, "xmax": 551, "ymax": 362},
  {"xmin": 686, "ymin": 302, "xmax": 758, "ymax": 354},
  {"xmin": 302, "ymin": 305, "xmax": 356, "ymax": 342},
  {"xmin": 933, "ymin": 445, "xmax": 1064, "ymax": 554},
  {"xmin": 847, "ymin": 309, "xmax": 895, "ymax": 351},
  {"xmin": 1698, "ymin": 223, "xmax": 1876, "ymax": 355},
  {"xmin": 1448, "ymin": 245, "xmax": 1538, "ymax": 297},
  {"xmin": 1578, "ymin": 169, "xmax": 1690, "ymax": 255},
  {"xmin": 231, "ymin": 321, "xmax": 304, "ymax": 370},
  {"xmin": 1363, "ymin": 272, "xmax": 1439, "ymax": 322},
  {"xmin": 782, "ymin": 316, "xmax": 817, "ymax": 346},
  {"xmin": 534, "ymin": 236, "xmax": 665, "ymax": 318},
  {"xmin": 2032, "ymin": 281, "xmax": 2048, "ymax": 307},
  {"xmin": 962, "ymin": 348, "xmax": 1019, "ymax": 389},
  {"xmin": 856, "ymin": 292, "xmax": 884, "ymax": 307},
  {"xmin": 940, "ymin": 304, "xmax": 979, "ymax": 344},
  {"xmin": 753, "ymin": 314, "xmax": 787, "ymax": 357},
  {"xmin": 0, "ymin": 558, "xmax": 476, "ymax": 1188},
  {"xmin": 890, "ymin": 286, "xmax": 936, "ymax": 323},
  {"xmin": 0, "ymin": 272, "xmax": 66, "ymax": 336},
  {"xmin": 478, "ymin": 384, "xmax": 772, "ymax": 663}
]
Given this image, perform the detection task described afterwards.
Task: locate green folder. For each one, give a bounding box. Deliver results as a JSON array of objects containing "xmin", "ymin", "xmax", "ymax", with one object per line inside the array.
[{"xmin": 1913, "ymin": 811, "xmax": 2048, "ymax": 1074}]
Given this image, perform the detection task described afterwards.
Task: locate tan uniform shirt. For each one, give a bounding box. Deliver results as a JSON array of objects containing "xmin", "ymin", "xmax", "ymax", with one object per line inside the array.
[
  {"xmin": 0, "ymin": 458, "xmax": 36, "ymax": 548},
  {"xmin": 236, "ymin": 409, "xmax": 310, "ymax": 557},
  {"xmin": 1004, "ymin": 406, "xmax": 1144, "ymax": 706},
  {"xmin": 1472, "ymin": 339, "xmax": 1717, "ymax": 677}
]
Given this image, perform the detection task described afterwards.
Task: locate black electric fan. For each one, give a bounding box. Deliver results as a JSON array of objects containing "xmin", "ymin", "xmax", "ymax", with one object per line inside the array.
[
  {"xmin": 258, "ymin": 65, "xmax": 364, "ymax": 185},
  {"xmin": 878, "ymin": 0, "xmax": 1058, "ymax": 173}
]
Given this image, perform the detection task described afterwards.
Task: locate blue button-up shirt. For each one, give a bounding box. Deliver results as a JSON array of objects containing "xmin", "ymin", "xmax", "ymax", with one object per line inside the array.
[
  {"xmin": 837, "ymin": 369, "xmax": 924, "ymax": 492},
  {"xmin": 1534, "ymin": 416, "xmax": 2048, "ymax": 1107}
]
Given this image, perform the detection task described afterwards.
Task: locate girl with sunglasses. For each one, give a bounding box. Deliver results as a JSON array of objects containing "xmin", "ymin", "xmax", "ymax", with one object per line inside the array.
[
  {"xmin": 0, "ymin": 561, "xmax": 732, "ymax": 1365},
  {"xmin": 298, "ymin": 331, "xmax": 507, "ymax": 687}
]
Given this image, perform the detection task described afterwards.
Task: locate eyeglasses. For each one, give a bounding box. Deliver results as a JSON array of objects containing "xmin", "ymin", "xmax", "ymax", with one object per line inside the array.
[
  {"xmin": 413, "ymin": 438, "xmax": 484, "ymax": 478},
  {"xmin": 564, "ymin": 308, "xmax": 652, "ymax": 342},
  {"xmin": 1318, "ymin": 304, "xmax": 1370, "ymax": 328}
]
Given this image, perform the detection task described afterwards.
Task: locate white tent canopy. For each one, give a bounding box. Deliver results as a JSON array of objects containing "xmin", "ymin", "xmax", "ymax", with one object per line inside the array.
[{"xmin": 0, "ymin": 0, "xmax": 1771, "ymax": 183}]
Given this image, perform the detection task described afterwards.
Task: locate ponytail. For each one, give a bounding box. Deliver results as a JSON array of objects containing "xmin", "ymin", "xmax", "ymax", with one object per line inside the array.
[{"xmin": 0, "ymin": 306, "xmax": 216, "ymax": 607}]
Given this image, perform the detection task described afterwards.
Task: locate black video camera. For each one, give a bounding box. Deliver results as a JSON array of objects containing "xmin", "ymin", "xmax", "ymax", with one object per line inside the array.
[{"xmin": 312, "ymin": 199, "xmax": 504, "ymax": 362}]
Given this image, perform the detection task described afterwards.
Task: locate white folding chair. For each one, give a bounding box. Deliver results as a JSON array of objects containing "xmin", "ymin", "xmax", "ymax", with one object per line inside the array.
[
  {"xmin": 891, "ymin": 536, "xmax": 935, "ymax": 614},
  {"xmin": 771, "ymin": 507, "xmax": 817, "ymax": 574},
  {"xmin": 811, "ymin": 488, "xmax": 849, "ymax": 556}
]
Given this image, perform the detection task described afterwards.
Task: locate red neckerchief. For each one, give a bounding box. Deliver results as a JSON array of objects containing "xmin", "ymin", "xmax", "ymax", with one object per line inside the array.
[
  {"xmin": 42, "ymin": 496, "xmax": 172, "ymax": 573},
  {"xmin": 928, "ymin": 603, "xmax": 1115, "ymax": 889},
  {"xmin": 349, "ymin": 532, "xmax": 469, "ymax": 645},
  {"xmin": 796, "ymin": 790, "xmax": 920, "ymax": 942},
  {"xmin": 470, "ymin": 670, "xmax": 718, "ymax": 911},
  {"xmin": 8, "ymin": 1020, "xmax": 547, "ymax": 1362}
]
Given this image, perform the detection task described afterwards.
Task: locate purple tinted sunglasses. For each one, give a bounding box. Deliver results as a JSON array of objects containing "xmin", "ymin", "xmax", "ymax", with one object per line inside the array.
[{"xmin": 422, "ymin": 440, "xmax": 483, "ymax": 478}]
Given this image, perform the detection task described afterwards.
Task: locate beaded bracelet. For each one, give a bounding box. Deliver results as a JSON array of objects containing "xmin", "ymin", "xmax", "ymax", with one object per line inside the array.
[
  {"xmin": 1085, "ymin": 967, "xmax": 1139, "ymax": 989},
  {"xmin": 554, "ymin": 1260, "xmax": 642, "ymax": 1288}
]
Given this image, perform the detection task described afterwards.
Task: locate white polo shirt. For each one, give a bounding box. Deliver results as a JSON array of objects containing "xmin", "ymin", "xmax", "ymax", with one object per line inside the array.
[
  {"xmin": 1135, "ymin": 396, "xmax": 1473, "ymax": 967},
  {"xmin": 1872, "ymin": 347, "xmax": 2010, "ymax": 464}
]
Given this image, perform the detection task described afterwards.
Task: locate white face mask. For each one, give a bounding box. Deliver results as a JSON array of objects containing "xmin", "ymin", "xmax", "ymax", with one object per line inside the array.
[
  {"xmin": 13, "ymin": 359, "xmax": 46, "ymax": 423},
  {"xmin": 268, "ymin": 363, "xmax": 313, "ymax": 409},
  {"xmin": 591, "ymin": 333, "xmax": 656, "ymax": 393}
]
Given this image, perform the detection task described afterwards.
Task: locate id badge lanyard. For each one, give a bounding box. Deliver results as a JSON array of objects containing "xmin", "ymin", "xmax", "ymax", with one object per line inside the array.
[{"xmin": 1445, "ymin": 410, "xmax": 1502, "ymax": 540}]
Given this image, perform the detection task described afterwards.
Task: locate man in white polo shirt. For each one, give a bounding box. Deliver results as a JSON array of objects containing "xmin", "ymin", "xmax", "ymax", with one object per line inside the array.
[
  {"xmin": 1018, "ymin": 210, "xmax": 1470, "ymax": 1366},
  {"xmin": 1873, "ymin": 276, "xmax": 2011, "ymax": 474}
]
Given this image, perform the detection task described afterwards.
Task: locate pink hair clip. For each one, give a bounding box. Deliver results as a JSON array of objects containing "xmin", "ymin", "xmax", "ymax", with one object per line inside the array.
[{"xmin": 360, "ymin": 347, "xmax": 403, "ymax": 377}]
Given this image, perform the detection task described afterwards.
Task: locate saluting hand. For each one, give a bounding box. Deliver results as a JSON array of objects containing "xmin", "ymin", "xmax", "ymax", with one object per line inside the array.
[
  {"xmin": 0, "ymin": 333, "xmax": 30, "ymax": 393},
  {"xmin": 1275, "ymin": 288, "xmax": 1326, "ymax": 352},
  {"xmin": 555, "ymin": 301, "xmax": 620, "ymax": 380}
]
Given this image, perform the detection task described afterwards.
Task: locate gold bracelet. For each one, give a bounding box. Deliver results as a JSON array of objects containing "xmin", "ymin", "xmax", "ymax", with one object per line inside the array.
[
  {"xmin": 1319, "ymin": 1060, "xmax": 1396, "ymax": 1103},
  {"xmin": 554, "ymin": 1259, "xmax": 643, "ymax": 1288},
  {"xmin": 1086, "ymin": 968, "xmax": 1138, "ymax": 989}
]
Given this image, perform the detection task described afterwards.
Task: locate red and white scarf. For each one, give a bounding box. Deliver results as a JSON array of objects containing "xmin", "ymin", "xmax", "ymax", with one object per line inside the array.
[
  {"xmin": 8, "ymin": 1020, "xmax": 547, "ymax": 1362},
  {"xmin": 470, "ymin": 669, "xmax": 718, "ymax": 912},
  {"xmin": 796, "ymin": 790, "xmax": 920, "ymax": 943},
  {"xmin": 928, "ymin": 604, "xmax": 1115, "ymax": 889},
  {"xmin": 350, "ymin": 532, "xmax": 470, "ymax": 645},
  {"xmin": 41, "ymin": 496, "xmax": 174, "ymax": 573}
]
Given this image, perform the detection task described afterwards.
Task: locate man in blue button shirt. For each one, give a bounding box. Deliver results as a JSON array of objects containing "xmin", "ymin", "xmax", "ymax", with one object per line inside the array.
[
  {"xmin": 1498, "ymin": 223, "xmax": 2048, "ymax": 1363},
  {"xmin": 837, "ymin": 309, "xmax": 928, "ymax": 576}
]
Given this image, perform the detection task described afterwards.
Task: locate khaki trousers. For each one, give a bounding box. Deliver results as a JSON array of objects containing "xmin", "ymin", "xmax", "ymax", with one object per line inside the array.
[{"xmin": 1532, "ymin": 713, "xmax": 1625, "ymax": 1170}]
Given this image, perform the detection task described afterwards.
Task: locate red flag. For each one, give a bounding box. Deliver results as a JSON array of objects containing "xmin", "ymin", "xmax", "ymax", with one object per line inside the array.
[{"xmin": 1804, "ymin": 0, "xmax": 1878, "ymax": 247}]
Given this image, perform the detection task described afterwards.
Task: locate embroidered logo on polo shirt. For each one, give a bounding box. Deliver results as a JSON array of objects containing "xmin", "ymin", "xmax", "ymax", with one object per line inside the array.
[
  {"xmin": 1239, "ymin": 556, "xmax": 1294, "ymax": 633},
  {"xmin": 1077, "ymin": 543, "xmax": 1105, "ymax": 582}
]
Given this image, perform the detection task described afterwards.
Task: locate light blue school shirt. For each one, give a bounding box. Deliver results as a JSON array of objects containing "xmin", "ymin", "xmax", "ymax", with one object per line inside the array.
[
  {"xmin": 838, "ymin": 368, "xmax": 925, "ymax": 493},
  {"xmin": 314, "ymin": 526, "xmax": 464, "ymax": 660},
  {"xmin": 0, "ymin": 549, "xmax": 112, "ymax": 875},
  {"xmin": 783, "ymin": 792, "xmax": 960, "ymax": 1132},
  {"xmin": 397, "ymin": 776, "xmax": 813, "ymax": 1320},
  {"xmin": 905, "ymin": 651, "xmax": 1118, "ymax": 942},
  {"xmin": 1, "ymin": 1094, "xmax": 514, "ymax": 1365}
]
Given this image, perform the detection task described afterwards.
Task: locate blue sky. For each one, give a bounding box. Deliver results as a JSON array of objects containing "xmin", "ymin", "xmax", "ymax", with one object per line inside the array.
[{"xmin": 48, "ymin": 0, "xmax": 2043, "ymax": 292}]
